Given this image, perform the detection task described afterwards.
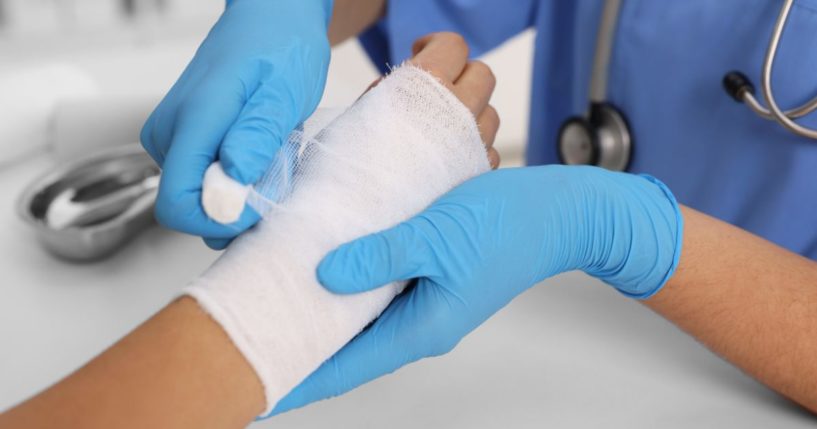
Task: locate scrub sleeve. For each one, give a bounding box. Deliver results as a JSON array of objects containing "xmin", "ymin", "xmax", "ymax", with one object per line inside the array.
[{"xmin": 359, "ymin": 0, "xmax": 537, "ymax": 72}]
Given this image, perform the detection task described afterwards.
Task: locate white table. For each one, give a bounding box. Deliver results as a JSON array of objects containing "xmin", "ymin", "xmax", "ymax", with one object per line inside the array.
[{"xmin": 1, "ymin": 153, "xmax": 814, "ymax": 428}]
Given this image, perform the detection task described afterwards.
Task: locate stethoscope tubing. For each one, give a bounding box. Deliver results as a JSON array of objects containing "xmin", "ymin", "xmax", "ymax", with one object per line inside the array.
[
  {"xmin": 560, "ymin": 0, "xmax": 817, "ymax": 173},
  {"xmin": 755, "ymin": 0, "xmax": 817, "ymax": 138}
]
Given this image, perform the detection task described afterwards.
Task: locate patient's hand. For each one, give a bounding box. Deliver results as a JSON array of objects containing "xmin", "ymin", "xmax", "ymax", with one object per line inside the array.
[
  {"xmin": 187, "ymin": 28, "xmax": 497, "ymax": 417},
  {"xmin": 366, "ymin": 32, "xmax": 501, "ymax": 169}
]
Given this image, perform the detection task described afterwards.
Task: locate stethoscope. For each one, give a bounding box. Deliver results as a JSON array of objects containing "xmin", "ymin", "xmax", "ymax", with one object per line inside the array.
[{"xmin": 559, "ymin": 0, "xmax": 817, "ymax": 172}]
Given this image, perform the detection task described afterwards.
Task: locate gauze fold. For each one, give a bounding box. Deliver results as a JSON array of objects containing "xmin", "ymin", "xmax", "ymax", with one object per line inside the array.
[{"xmin": 186, "ymin": 65, "xmax": 491, "ymax": 415}]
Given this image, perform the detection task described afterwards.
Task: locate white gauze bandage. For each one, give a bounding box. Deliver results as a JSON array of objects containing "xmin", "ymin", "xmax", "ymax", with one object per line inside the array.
[{"xmin": 186, "ymin": 65, "xmax": 490, "ymax": 414}]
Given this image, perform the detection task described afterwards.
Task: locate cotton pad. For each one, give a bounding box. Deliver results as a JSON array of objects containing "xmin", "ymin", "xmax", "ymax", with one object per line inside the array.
[
  {"xmin": 186, "ymin": 64, "xmax": 490, "ymax": 415},
  {"xmin": 201, "ymin": 161, "xmax": 251, "ymax": 224}
]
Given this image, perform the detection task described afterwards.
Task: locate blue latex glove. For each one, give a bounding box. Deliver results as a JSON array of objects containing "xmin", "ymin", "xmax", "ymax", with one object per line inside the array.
[
  {"xmin": 141, "ymin": 0, "xmax": 332, "ymax": 249},
  {"xmin": 268, "ymin": 165, "xmax": 683, "ymax": 416}
]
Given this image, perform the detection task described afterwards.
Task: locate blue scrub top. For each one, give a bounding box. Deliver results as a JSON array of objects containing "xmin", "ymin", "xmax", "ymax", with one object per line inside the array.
[{"xmin": 359, "ymin": 0, "xmax": 817, "ymax": 260}]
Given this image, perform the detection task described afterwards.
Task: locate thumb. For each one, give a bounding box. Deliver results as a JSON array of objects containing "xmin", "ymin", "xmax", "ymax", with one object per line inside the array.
[
  {"xmin": 218, "ymin": 86, "xmax": 301, "ymax": 186},
  {"xmin": 317, "ymin": 217, "xmax": 443, "ymax": 295}
]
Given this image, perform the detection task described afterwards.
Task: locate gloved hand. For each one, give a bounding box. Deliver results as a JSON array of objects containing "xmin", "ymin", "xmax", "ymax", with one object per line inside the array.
[
  {"xmin": 271, "ymin": 165, "xmax": 683, "ymax": 414},
  {"xmin": 141, "ymin": 0, "xmax": 333, "ymax": 249}
]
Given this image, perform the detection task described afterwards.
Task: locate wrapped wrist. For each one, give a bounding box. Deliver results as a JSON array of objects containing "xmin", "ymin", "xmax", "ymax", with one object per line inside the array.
[{"xmin": 186, "ymin": 64, "xmax": 489, "ymax": 416}]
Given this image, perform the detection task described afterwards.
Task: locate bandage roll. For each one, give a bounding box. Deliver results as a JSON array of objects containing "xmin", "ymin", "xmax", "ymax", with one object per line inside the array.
[{"xmin": 187, "ymin": 65, "xmax": 490, "ymax": 414}]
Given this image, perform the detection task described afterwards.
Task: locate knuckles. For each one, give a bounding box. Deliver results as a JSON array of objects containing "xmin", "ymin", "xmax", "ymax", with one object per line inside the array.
[
  {"xmin": 482, "ymin": 105, "xmax": 501, "ymax": 133},
  {"xmin": 467, "ymin": 60, "xmax": 496, "ymax": 91},
  {"xmin": 437, "ymin": 32, "xmax": 469, "ymax": 56}
]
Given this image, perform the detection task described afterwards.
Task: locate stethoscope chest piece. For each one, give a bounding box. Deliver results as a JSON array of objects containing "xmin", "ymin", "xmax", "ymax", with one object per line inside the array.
[
  {"xmin": 558, "ymin": 102, "xmax": 632, "ymax": 172},
  {"xmin": 557, "ymin": 0, "xmax": 632, "ymax": 172}
]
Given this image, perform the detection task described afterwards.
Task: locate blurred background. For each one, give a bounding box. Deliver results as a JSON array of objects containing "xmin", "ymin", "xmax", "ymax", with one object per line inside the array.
[{"xmin": 0, "ymin": 0, "xmax": 531, "ymax": 169}]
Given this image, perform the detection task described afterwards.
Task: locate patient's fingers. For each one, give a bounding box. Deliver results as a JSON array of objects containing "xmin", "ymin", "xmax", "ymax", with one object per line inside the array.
[
  {"xmin": 453, "ymin": 60, "xmax": 496, "ymax": 116},
  {"xmin": 477, "ymin": 105, "xmax": 500, "ymax": 149},
  {"xmin": 410, "ymin": 32, "xmax": 469, "ymax": 85},
  {"xmin": 479, "ymin": 106, "xmax": 501, "ymax": 170},
  {"xmin": 408, "ymin": 33, "xmax": 497, "ymax": 118},
  {"xmin": 407, "ymin": 32, "xmax": 500, "ymax": 169},
  {"xmin": 488, "ymin": 148, "xmax": 500, "ymax": 169}
]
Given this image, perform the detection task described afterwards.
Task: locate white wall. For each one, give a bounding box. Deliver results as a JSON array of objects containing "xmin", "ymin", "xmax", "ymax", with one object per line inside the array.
[{"xmin": 0, "ymin": 1, "xmax": 534, "ymax": 166}]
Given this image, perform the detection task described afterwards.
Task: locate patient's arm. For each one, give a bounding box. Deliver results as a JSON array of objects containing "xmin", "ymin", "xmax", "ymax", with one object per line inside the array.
[
  {"xmin": 645, "ymin": 207, "xmax": 817, "ymax": 412},
  {"xmin": 0, "ymin": 298, "xmax": 265, "ymax": 429},
  {"xmin": 0, "ymin": 32, "xmax": 498, "ymax": 429}
]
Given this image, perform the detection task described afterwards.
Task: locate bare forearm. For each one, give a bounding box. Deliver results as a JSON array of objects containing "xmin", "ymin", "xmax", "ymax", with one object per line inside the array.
[
  {"xmin": 645, "ymin": 206, "xmax": 817, "ymax": 412},
  {"xmin": 329, "ymin": 0, "xmax": 386, "ymax": 45},
  {"xmin": 0, "ymin": 298, "xmax": 264, "ymax": 429}
]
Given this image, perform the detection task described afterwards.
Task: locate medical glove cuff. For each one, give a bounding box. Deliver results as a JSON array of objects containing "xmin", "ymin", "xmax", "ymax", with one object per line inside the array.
[{"xmin": 586, "ymin": 173, "xmax": 684, "ymax": 299}]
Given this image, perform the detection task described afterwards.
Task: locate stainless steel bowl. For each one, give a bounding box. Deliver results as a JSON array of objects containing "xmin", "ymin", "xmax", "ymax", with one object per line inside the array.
[{"xmin": 17, "ymin": 143, "xmax": 160, "ymax": 262}]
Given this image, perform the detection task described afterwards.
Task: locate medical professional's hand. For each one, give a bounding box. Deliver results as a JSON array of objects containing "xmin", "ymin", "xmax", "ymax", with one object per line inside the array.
[
  {"xmin": 141, "ymin": 0, "xmax": 332, "ymax": 249},
  {"xmin": 272, "ymin": 165, "xmax": 682, "ymax": 414}
]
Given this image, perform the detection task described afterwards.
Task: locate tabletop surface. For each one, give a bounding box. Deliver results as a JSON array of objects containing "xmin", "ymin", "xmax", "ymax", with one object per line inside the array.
[{"xmin": 1, "ymin": 154, "xmax": 814, "ymax": 429}]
